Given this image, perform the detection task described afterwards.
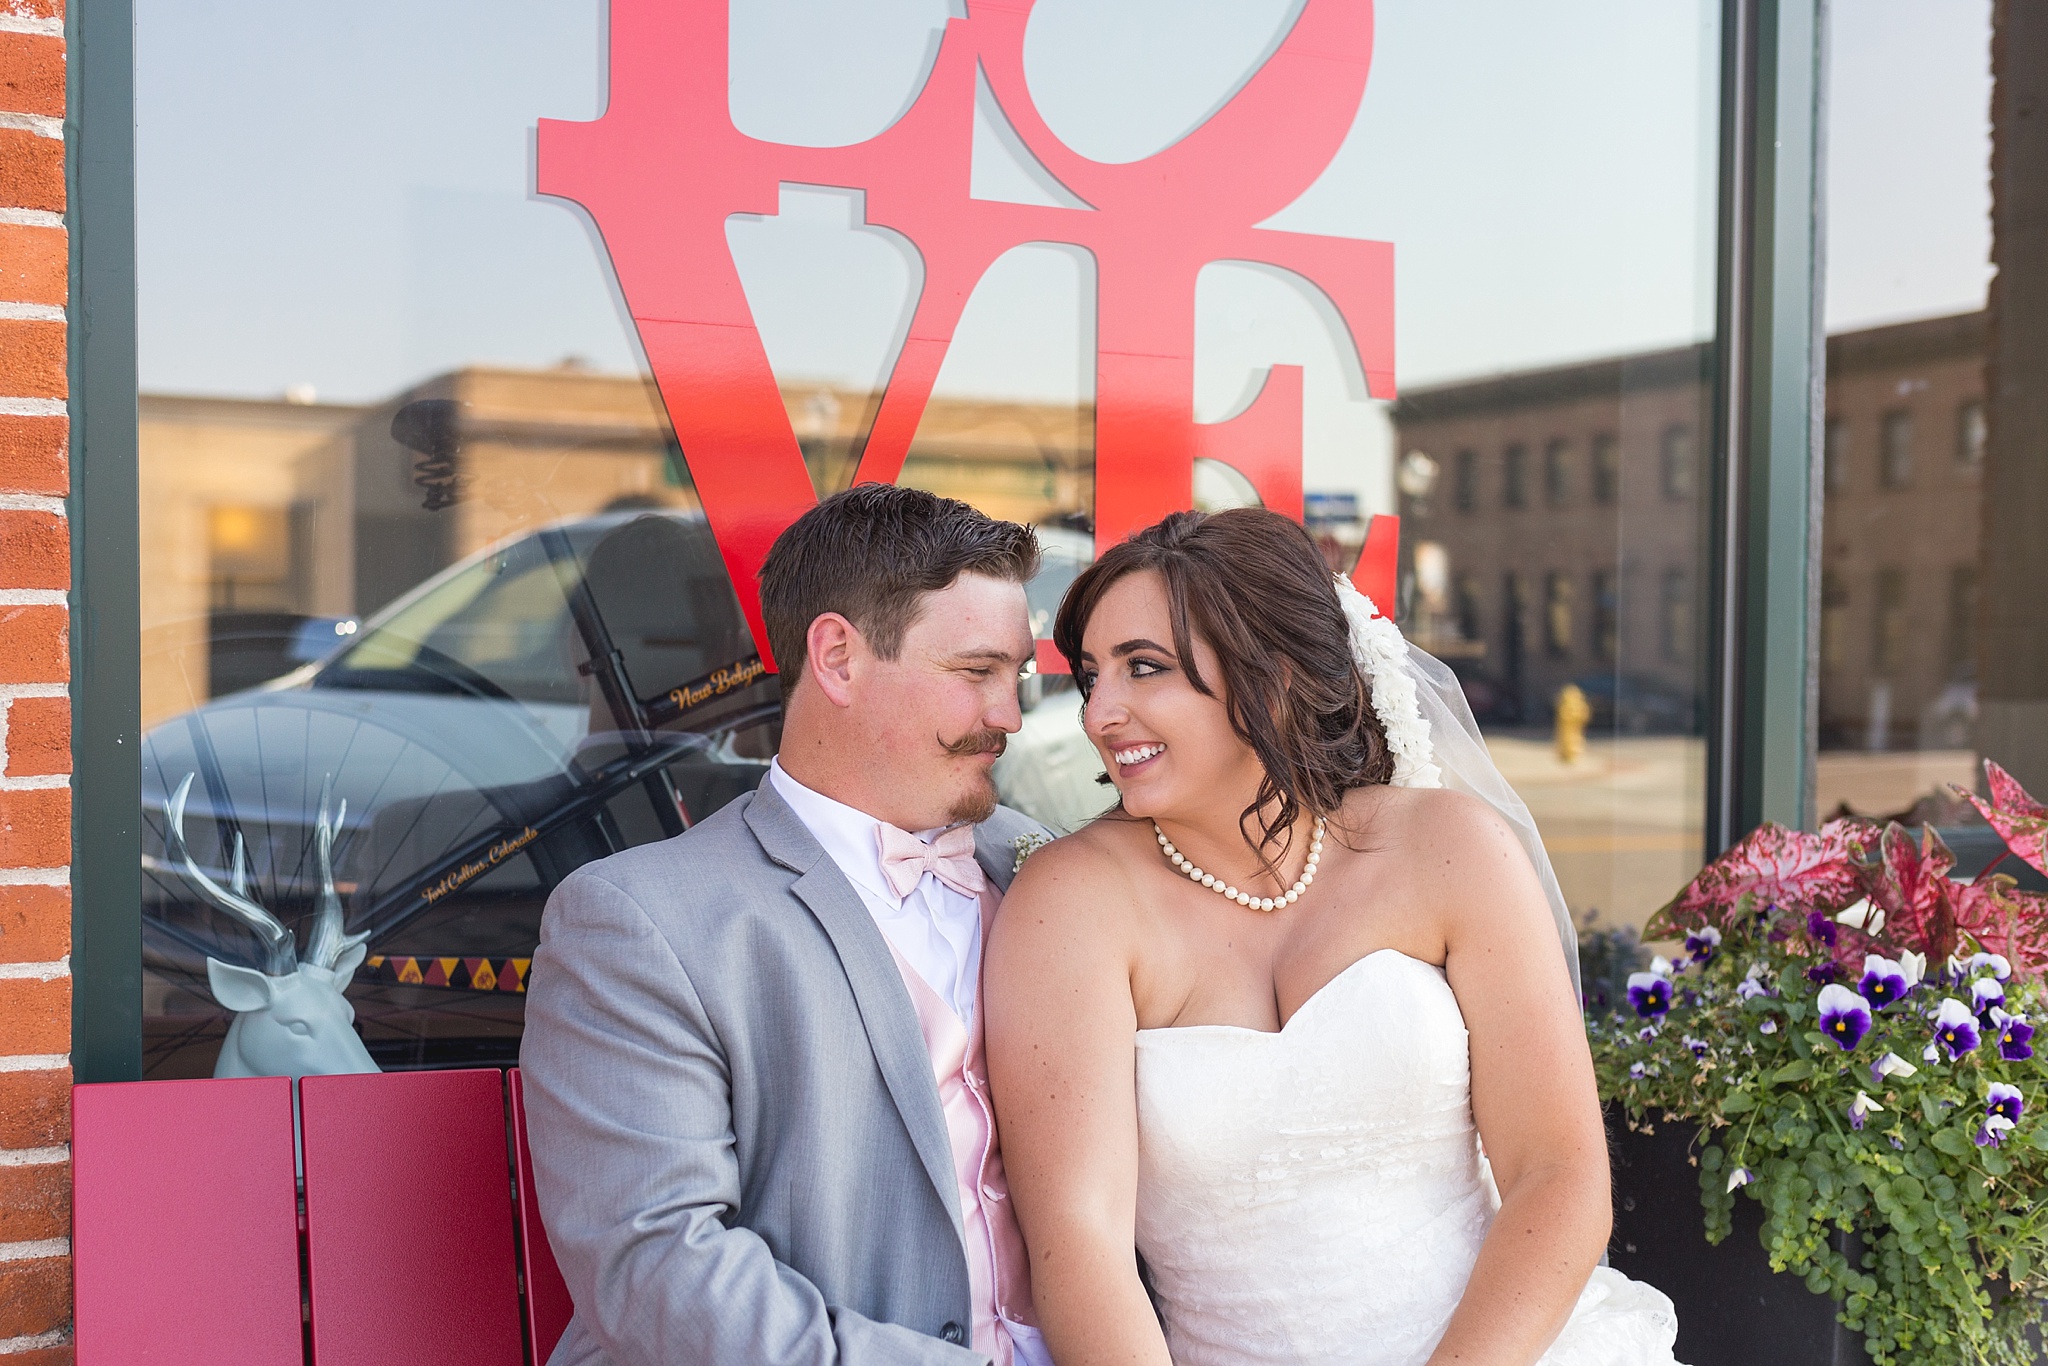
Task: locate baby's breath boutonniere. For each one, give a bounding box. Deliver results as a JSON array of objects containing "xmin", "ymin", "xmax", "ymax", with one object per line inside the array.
[{"xmin": 1011, "ymin": 832, "xmax": 1052, "ymax": 874}]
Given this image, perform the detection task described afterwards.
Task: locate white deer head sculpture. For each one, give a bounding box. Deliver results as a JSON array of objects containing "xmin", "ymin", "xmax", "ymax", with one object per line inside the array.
[{"xmin": 164, "ymin": 772, "xmax": 380, "ymax": 1079}]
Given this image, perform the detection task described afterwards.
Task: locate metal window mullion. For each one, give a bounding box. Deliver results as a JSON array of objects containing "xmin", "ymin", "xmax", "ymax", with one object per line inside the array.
[
  {"xmin": 1707, "ymin": 0, "xmax": 1826, "ymax": 855},
  {"xmin": 68, "ymin": 0, "xmax": 143, "ymax": 1082}
]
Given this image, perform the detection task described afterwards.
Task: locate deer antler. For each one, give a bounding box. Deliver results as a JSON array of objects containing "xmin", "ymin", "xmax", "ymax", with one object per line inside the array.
[
  {"xmin": 303, "ymin": 775, "xmax": 369, "ymax": 971},
  {"xmin": 164, "ymin": 773, "xmax": 297, "ymax": 975}
]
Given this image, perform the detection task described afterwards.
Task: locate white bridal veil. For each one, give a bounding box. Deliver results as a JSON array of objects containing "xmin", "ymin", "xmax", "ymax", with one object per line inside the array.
[{"xmin": 1336, "ymin": 577, "xmax": 1582, "ymax": 994}]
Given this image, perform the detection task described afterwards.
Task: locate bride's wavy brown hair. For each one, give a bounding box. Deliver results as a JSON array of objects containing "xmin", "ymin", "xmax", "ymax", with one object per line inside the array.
[{"xmin": 1053, "ymin": 507, "xmax": 1394, "ymax": 869}]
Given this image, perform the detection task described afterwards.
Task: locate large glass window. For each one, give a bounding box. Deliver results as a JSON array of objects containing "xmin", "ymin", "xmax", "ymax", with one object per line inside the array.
[
  {"xmin": 135, "ymin": 0, "xmax": 1722, "ymax": 1078},
  {"xmin": 1815, "ymin": 0, "xmax": 2048, "ymax": 870}
]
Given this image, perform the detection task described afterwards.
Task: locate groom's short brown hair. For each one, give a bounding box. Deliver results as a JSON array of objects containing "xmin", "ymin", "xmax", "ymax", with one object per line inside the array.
[{"xmin": 759, "ymin": 484, "xmax": 1040, "ymax": 698}]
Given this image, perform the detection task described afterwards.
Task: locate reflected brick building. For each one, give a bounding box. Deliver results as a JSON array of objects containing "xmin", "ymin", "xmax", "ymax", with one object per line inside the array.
[{"xmin": 1392, "ymin": 310, "xmax": 1987, "ymax": 755}]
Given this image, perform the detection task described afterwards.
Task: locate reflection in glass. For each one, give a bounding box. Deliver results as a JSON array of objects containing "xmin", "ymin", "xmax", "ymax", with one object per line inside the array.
[{"xmin": 1815, "ymin": 2, "xmax": 2045, "ymax": 844}]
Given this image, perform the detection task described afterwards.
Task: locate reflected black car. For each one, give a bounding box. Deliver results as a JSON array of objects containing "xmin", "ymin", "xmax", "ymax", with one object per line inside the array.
[{"xmin": 141, "ymin": 512, "xmax": 778, "ymax": 1075}]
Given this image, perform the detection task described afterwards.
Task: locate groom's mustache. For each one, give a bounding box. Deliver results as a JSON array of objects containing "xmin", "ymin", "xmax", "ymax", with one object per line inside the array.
[{"xmin": 940, "ymin": 728, "xmax": 1008, "ymax": 759}]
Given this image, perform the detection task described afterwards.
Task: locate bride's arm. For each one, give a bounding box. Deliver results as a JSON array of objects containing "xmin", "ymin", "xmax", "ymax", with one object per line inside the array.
[
  {"xmin": 1422, "ymin": 793, "xmax": 1613, "ymax": 1366},
  {"xmin": 985, "ymin": 837, "xmax": 1173, "ymax": 1366}
]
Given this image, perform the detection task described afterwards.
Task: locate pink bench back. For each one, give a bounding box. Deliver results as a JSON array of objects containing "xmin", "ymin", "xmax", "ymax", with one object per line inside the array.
[
  {"xmin": 72, "ymin": 1076, "xmax": 303, "ymax": 1366},
  {"xmin": 508, "ymin": 1069, "xmax": 574, "ymax": 1364},
  {"xmin": 300, "ymin": 1069, "xmax": 524, "ymax": 1366}
]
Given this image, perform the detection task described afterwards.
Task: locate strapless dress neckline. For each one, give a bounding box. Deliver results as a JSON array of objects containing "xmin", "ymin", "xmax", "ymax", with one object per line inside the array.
[
  {"xmin": 1136, "ymin": 947, "xmax": 1425, "ymax": 1039},
  {"xmin": 1132, "ymin": 946, "xmax": 1683, "ymax": 1365}
]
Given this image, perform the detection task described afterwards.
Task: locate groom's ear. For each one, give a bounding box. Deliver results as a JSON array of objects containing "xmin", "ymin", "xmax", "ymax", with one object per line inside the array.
[{"xmin": 805, "ymin": 612, "xmax": 862, "ymax": 708}]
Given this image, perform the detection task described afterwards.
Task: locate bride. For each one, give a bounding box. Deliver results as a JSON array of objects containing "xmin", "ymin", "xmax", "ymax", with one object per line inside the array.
[{"xmin": 984, "ymin": 508, "xmax": 1684, "ymax": 1366}]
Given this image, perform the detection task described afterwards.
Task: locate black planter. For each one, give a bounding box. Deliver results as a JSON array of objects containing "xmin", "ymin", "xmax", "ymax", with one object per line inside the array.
[{"xmin": 1606, "ymin": 1107, "xmax": 1873, "ymax": 1366}]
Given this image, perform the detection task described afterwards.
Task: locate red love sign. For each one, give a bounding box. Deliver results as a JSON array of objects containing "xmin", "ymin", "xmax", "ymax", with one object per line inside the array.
[{"xmin": 538, "ymin": 0, "xmax": 1398, "ymax": 668}]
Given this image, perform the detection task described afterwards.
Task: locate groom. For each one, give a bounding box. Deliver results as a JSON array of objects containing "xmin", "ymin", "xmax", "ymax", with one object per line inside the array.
[{"xmin": 522, "ymin": 484, "xmax": 1053, "ymax": 1366}]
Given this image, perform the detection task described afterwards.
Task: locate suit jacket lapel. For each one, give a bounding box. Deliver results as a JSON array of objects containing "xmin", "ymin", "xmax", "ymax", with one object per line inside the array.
[{"xmin": 742, "ymin": 779, "xmax": 964, "ymax": 1234}]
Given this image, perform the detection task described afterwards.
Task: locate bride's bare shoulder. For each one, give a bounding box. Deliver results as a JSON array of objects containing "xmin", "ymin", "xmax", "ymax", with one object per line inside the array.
[
  {"xmin": 995, "ymin": 814, "xmax": 1152, "ymax": 944},
  {"xmin": 1338, "ymin": 784, "xmax": 1530, "ymax": 890}
]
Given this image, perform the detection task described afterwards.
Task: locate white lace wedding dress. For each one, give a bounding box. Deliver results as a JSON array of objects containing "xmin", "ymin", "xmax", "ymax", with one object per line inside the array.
[{"xmin": 1134, "ymin": 950, "xmax": 1685, "ymax": 1366}]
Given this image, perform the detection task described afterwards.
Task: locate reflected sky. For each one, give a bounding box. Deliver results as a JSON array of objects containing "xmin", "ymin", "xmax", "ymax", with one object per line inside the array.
[{"xmin": 134, "ymin": 0, "xmax": 1979, "ymax": 508}]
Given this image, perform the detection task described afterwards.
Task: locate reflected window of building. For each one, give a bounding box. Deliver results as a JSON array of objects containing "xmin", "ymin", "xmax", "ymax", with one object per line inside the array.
[
  {"xmin": 1501, "ymin": 443, "xmax": 1528, "ymax": 509},
  {"xmin": 1873, "ymin": 566, "xmax": 1908, "ymax": 679},
  {"xmin": 1823, "ymin": 416, "xmax": 1848, "ymax": 494},
  {"xmin": 1956, "ymin": 399, "xmax": 1986, "ymax": 469},
  {"xmin": 1591, "ymin": 569, "xmax": 1618, "ymax": 666},
  {"xmin": 1454, "ymin": 449, "xmax": 1479, "ymax": 514},
  {"xmin": 1454, "ymin": 572, "xmax": 1483, "ymax": 648},
  {"xmin": 1946, "ymin": 564, "xmax": 1978, "ymax": 681},
  {"xmin": 1590, "ymin": 433, "xmax": 1619, "ymax": 506},
  {"xmin": 1543, "ymin": 571, "xmax": 1574, "ymax": 659},
  {"xmin": 1658, "ymin": 424, "xmax": 1694, "ymax": 500},
  {"xmin": 1658, "ymin": 568, "xmax": 1690, "ymax": 664},
  {"xmin": 1820, "ymin": 570, "xmax": 1850, "ymax": 674},
  {"xmin": 1879, "ymin": 408, "xmax": 1914, "ymax": 489},
  {"xmin": 1543, "ymin": 439, "xmax": 1570, "ymax": 507}
]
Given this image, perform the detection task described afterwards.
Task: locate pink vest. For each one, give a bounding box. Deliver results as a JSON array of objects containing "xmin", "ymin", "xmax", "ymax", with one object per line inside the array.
[{"xmin": 882, "ymin": 885, "xmax": 1037, "ymax": 1366}]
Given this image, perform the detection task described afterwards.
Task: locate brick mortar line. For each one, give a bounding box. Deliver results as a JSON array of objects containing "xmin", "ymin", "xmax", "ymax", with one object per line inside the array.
[
  {"xmin": 0, "ymin": 208, "xmax": 62, "ymax": 229},
  {"xmin": 0, "ymin": 684, "xmax": 65, "ymax": 701},
  {"xmin": 0, "ymin": 1146, "xmax": 65, "ymax": 1166},
  {"xmin": 0, "ymin": 1237, "xmax": 66, "ymax": 1263},
  {"xmin": 0, "ymin": 591, "xmax": 66, "ymax": 606},
  {"xmin": 0, "ymin": 304, "xmax": 62, "ymax": 323},
  {"xmin": 0, "ymin": 1330, "xmax": 69, "ymax": 1356},
  {"xmin": 0, "ymin": 15, "xmax": 63, "ymax": 37},
  {"xmin": 0, "ymin": 112, "xmax": 61, "ymax": 141},
  {"xmin": 0, "ymin": 400, "xmax": 63, "ymax": 418},
  {"xmin": 0, "ymin": 867, "xmax": 67, "ymax": 885},
  {"xmin": 0, "ymin": 775, "xmax": 67, "ymax": 791},
  {"xmin": 0, "ymin": 956, "xmax": 66, "ymax": 980},
  {"xmin": 0, "ymin": 1054, "xmax": 65, "ymax": 1072},
  {"xmin": 0, "ymin": 497, "xmax": 65, "ymax": 515}
]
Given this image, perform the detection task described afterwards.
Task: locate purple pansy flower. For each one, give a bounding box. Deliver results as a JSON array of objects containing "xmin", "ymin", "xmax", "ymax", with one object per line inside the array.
[
  {"xmin": 1994, "ymin": 1009, "xmax": 2036, "ymax": 1062},
  {"xmin": 1726, "ymin": 1166, "xmax": 1754, "ymax": 1193},
  {"xmin": 1869, "ymin": 1051, "xmax": 1917, "ymax": 1085},
  {"xmin": 1806, "ymin": 910, "xmax": 1839, "ymax": 947},
  {"xmin": 1978, "ymin": 1085, "xmax": 2021, "ymax": 1148},
  {"xmin": 1987, "ymin": 1082, "xmax": 2025, "ymax": 1125},
  {"xmin": 1637, "ymin": 1025, "xmax": 1659, "ymax": 1042},
  {"xmin": 1759, "ymin": 1018, "xmax": 1779, "ymax": 1035},
  {"xmin": 1628, "ymin": 1062, "xmax": 1647, "ymax": 1079},
  {"xmin": 1973, "ymin": 977, "xmax": 2007, "ymax": 1020},
  {"xmin": 1817, "ymin": 984, "xmax": 1873, "ymax": 1051},
  {"xmin": 1683, "ymin": 1034, "xmax": 1709, "ymax": 1058},
  {"xmin": 1807, "ymin": 961, "xmax": 1840, "ymax": 986},
  {"xmin": 1932, "ymin": 998, "xmax": 1982, "ymax": 1061},
  {"xmin": 1859, "ymin": 954, "xmax": 1911, "ymax": 1009},
  {"xmin": 1626, "ymin": 971, "xmax": 1673, "ymax": 1019},
  {"xmin": 1848, "ymin": 1090, "xmax": 1883, "ymax": 1130},
  {"xmin": 1685, "ymin": 927, "xmax": 1722, "ymax": 964},
  {"xmin": 1969, "ymin": 952, "xmax": 2014, "ymax": 982},
  {"xmin": 1736, "ymin": 963, "xmax": 1771, "ymax": 1000}
]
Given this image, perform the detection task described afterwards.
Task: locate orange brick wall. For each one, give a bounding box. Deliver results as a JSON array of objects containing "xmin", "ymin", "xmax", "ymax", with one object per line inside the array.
[{"xmin": 0, "ymin": 2, "xmax": 70, "ymax": 1362}]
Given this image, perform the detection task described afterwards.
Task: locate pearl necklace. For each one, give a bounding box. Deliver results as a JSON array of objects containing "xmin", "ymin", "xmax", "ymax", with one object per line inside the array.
[{"xmin": 1153, "ymin": 816, "xmax": 1325, "ymax": 913}]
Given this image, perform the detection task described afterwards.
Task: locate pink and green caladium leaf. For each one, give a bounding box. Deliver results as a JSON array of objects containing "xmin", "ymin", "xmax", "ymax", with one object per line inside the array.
[
  {"xmin": 1957, "ymin": 760, "xmax": 2048, "ymax": 882},
  {"xmin": 1871, "ymin": 823, "xmax": 1961, "ymax": 965},
  {"xmin": 1647, "ymin": 821, "xmax": 1865, "ymax": 939}
]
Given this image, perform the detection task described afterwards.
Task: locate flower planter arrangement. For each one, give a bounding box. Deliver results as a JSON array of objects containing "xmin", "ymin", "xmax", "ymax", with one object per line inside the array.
[{"xmin": 1591, "ymin": 761, "xmax": 2048, "ymax": 1365}]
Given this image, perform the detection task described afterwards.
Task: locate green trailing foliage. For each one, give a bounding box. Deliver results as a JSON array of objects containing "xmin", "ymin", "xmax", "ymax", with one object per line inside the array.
[{"xmin": 1589, "ymin": 760, "xmax": 2048, "ymax": 1365}]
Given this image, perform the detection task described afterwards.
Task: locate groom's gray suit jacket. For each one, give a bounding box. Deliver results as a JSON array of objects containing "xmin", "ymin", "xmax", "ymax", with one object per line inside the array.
[{"xmin": 521, "ymin": 774, "xmax": 1050, "ymax": 1366}]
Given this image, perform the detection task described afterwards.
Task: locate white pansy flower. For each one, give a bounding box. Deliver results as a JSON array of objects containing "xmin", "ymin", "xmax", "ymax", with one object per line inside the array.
[{"xmin": 1836, "ymin": 898, "xmax": 1886, "ymax": 936}]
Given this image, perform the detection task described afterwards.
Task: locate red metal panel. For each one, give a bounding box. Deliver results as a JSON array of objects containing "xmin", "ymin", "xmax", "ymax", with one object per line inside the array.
[
  {"xmin": 300, "ymin": 1069, "xmax": 522, "ymax": 1366},
  {"xmin": 72, "ymin": 1077, "xmax": 302, "ymax": 1366},
  {"xmin": 537, "ymin": 0, "xmax": 1394, "ymax": 664},
  {"xmin": 508, "ymin": 1070, "xmax": 574, "ymax": 1365}
]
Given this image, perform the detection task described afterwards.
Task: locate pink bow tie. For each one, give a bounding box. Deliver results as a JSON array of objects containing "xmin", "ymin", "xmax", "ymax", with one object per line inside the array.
[{"xmin": 876, "ymin": 822, "xmax": 986, "ymax": 900}]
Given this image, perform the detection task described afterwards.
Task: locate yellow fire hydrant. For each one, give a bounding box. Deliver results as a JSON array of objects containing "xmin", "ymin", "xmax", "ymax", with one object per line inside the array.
[{"xmin": 1554, "ymin": 683, "xmax": 1590, "ymax": 765}]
